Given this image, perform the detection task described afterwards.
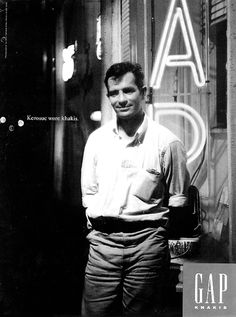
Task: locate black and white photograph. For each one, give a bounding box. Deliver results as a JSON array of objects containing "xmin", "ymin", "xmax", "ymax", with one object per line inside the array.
[{"xmin": 0, "ymin": 0, "xmax": 235, "ymax": 316}]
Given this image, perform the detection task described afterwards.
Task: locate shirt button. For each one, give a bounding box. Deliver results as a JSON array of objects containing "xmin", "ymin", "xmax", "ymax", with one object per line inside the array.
[{"xmin": 119, "ymin": 206, "xmax": 126, "ymax": 214}]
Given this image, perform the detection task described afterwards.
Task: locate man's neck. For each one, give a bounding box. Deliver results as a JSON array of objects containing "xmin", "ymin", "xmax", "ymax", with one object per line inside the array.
[{"xmin": 117, "ymin": 111, "xmax": 145, "ymax": 139}]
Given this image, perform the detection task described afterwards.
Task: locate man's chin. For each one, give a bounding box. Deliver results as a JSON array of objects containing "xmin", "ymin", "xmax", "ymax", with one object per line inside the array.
[
  {"xmin": 116, "ymin": 112, "xmax": 133, "ymax": 120},
  {"xmin": 116, "ymin": 109, "xmax": 144, "ymax": 121}
]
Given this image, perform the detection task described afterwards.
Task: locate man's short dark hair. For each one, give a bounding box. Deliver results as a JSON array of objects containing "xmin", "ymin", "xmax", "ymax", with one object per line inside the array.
[{"xmin": 104, "ymin": 62, "xmax": 144, "ymax": 92}]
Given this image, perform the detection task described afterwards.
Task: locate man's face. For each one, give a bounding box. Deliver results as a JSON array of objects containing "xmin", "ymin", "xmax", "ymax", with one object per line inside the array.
[{"xmin": 107, "ymin": 72, "xmax": 144, "ymax": 120}]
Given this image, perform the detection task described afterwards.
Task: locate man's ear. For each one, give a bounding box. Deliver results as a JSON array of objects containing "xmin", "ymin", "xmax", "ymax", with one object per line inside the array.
[{"xmin": 141, "ymin": 86, "xmax": 147, "ymax": 96}]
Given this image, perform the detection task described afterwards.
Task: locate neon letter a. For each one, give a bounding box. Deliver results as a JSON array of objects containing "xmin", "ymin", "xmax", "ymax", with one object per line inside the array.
[{"xmin": 150, "ymin": 0, "xmax": 206, "ymax": 89}]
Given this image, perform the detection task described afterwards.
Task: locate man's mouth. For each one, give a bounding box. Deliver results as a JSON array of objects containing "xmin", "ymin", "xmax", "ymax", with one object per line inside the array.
[{"xmin": 116, "ymin": 104, "xmax": 131, "ymax": 109}]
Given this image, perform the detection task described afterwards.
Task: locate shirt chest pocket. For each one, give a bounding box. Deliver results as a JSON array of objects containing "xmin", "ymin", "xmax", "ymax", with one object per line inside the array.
[{"xmin": 131, "ymin": 169, "xmax": 162, "ymax": 202}]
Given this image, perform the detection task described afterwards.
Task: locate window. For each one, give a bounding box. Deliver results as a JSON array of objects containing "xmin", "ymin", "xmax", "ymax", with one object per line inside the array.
[
  {"xmin": 215, "ymin": 20, "xmax": 227, "ymax": 128},
  {"xmin": 210, "ymin": 0, "xmax": 227, "ymax": 128}
]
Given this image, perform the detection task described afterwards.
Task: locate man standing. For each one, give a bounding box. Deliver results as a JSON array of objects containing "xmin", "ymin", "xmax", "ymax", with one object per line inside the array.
[{"xmin": 81, "ymin": 62, "xmax": 189, "ymax": 316}]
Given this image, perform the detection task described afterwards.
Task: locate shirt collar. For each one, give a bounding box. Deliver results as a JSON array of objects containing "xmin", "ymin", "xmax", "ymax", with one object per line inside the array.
[{"xmin": 112, "ymin": 113, "xmax": 148, "ymax": 143}]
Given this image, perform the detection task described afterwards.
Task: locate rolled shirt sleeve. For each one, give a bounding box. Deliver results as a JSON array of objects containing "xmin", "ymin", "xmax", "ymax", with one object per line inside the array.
[{"xmin": 162, "ymin": 140, "xmax": 190, "ymax": 207}]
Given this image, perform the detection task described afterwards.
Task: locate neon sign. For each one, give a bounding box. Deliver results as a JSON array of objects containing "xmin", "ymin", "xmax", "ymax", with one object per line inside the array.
[
  {"xmin": 149, "ymin": 0, "xmax": 207, "ymax": 164},
  {"xmin": 62, "ymin": 44, "xmax": 75, "ymax": 82},
  {"xmin": 96, "ymin": 14, "xmax": 102, "ymax": 60},
  {"xmin": 153, "ymin": 103, "xmax": 206, "ymax": 164},
  {"xmin": 150, "ymin": 0, "xmax": 206, "ymax": 89}
]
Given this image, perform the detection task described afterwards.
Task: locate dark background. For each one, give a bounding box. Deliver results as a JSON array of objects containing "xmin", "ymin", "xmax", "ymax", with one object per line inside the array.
[{"xmin": 0, "ymin": 1, "xmax": 87, "ymax": 316}]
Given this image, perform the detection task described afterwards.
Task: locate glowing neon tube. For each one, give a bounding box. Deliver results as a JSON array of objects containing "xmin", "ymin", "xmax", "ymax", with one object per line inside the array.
[
  {"xmin": 150, "ymin": 0, "xmax": 206, "ymax": 89},
  {"xmin": 153, "ymin": 102, "xmax": 206, "ymax": 164}
]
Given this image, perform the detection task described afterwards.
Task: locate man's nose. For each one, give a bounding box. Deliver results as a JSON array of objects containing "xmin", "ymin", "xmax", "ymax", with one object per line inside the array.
[{"xmin": 118, "ymin": 91, "xmax": 127, "ymax": 104}]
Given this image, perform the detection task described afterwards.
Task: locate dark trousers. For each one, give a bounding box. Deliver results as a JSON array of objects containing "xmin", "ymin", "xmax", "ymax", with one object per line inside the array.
[{"xmin": 81, "ymin": 226, "xmax": 170, "ymax": 316}]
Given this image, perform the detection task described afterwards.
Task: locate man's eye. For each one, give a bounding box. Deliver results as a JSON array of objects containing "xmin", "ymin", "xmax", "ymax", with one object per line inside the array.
[
  {"xmin": 123, "ymin": 88, "xmax": 135, "ymax": 94},
  {"xmin": 108, "ymin": 91, "xmax": 119, "ymax": 97}
]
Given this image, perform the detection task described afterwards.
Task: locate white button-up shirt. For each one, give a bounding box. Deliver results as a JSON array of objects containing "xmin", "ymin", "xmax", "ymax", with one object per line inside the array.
[{"xmin": 81, "ymin": 114, "xmax": 189, "ymax": 223}]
